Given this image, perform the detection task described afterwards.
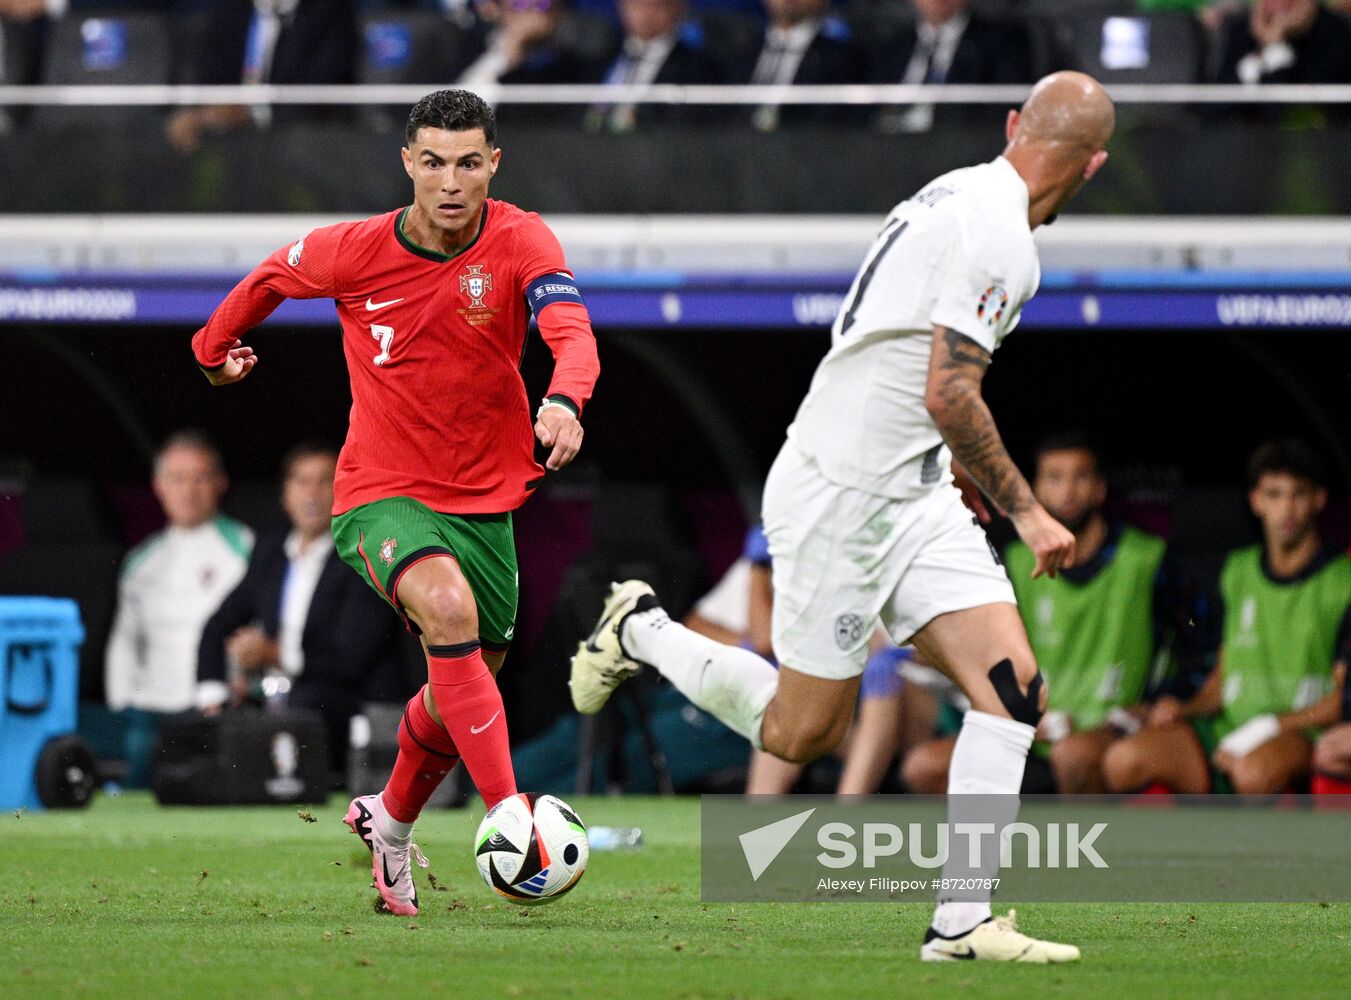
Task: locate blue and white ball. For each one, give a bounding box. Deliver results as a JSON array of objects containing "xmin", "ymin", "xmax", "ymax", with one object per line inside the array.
[{"xmin": 474, "ymin": 793, "xmax": 589, "ymax": 905}]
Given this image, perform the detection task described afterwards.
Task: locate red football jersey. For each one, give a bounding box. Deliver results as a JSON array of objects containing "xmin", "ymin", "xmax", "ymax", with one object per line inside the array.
[{"xmin": 192, "ymin": 199, "xmax": 600, "ymax": 515}]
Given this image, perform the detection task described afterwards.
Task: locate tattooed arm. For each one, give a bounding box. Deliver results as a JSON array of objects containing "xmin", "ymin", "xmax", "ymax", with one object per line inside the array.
[{"xmin": 924, "ymin": 325, "xmax": 1075, "ymax": 578}]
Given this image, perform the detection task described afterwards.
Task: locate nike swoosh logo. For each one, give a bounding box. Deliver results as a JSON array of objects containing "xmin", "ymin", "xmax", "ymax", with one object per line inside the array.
[
  {"xmin": 583, "ymin": 613, "xmax": 614, "ymax": 654},
  {"xmin": 365, "ymin": 297, "xmax": 404, "ymax": 311},
  {"xmin": 470, "ymin": 711, "xmax": 501, "ymax": 735},
  {"xmin": 352, "ymin": 801, "xmax": 374, "ymax": 849},
  {"xmin": 382, "ymin": 854, "xmax": 406, "ymax": 889}
]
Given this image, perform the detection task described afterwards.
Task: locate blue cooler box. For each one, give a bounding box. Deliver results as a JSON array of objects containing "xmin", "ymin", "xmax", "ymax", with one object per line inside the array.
[{"xmin": 0, "ymin": 597, "xmax": 84, "ymax": 810}]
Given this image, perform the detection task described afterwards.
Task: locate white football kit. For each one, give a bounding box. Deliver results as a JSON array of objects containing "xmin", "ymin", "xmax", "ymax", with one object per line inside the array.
[{"xmin": 765, "ymin": 156, "xmax": 1041, "ymax": 679}]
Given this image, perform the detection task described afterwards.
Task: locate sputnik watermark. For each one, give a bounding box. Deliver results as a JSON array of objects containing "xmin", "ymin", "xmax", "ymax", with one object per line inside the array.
[
  {"xmin": 813, "ymin": 821, "xmax": 1109, "ymax": 871},
  {"xmin": 738, "ymin": 809, "xmax": 1107, "ymax": 884},
  {"xmin": 702, "ymin": 795, "xmax": 1351, "ymax": 903}
]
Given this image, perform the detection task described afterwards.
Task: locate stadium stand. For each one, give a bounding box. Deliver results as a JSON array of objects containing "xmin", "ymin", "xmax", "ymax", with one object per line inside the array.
[
  {"xmin": 0, "ymin": 0, "xmax": 1349, "ymax": 808},
  {"xmin": 33, "ymin": 11, "xmax": 172, "ymax": 129},
  {"xmin": 357, "ymin": 5, "xmax": 483, "ymax": 88}
]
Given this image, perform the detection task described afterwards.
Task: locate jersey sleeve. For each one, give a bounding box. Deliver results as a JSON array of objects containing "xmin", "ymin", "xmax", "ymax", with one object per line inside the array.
[
  {"xmin": 930, "ymin": 225, "xmax": 1021, "ymax": 353},
  {"xmin": 190, "ymin": 223, "xmax": 347, "ymax": 370},
  {"xmin": 514, "ymin": 215, "xmax": 600, "ymax": 417},
  {"xmin": 742, "ymin": 525, "xmax": 771, "ymax": 567}
]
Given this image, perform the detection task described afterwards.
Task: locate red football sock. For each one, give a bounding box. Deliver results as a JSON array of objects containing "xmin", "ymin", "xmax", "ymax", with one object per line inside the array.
[
  {"xmin": 1312, "ymin": 773, "xmax": 1351, "ymax": 795},
  {"xmin": 381, "ymin": 687, "xmax": 459, "ymax": 824},
  {"xmin": 426, "ymin": 642, "xmax": 517, "ymax": 810}
]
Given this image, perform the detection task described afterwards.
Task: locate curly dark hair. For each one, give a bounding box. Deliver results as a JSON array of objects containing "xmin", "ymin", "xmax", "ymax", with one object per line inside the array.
[
  {"xmin": 405, "ymin": 89, "xmax": 497, "ymax": 145},
  {"xmin": 1034, "ymin": 429, "xmax": 1103, "ymax": 477},
  {"xmin": 1247, "ymin": 438, "xmax": 1325, "ymax": 490}
]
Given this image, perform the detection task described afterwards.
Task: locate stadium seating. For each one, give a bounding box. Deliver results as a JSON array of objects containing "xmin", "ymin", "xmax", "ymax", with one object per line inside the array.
[
  {"xmin": 356, "ymin": 8, "xmax": 481, "ymax": 86},
  {"xmin": 33, "ymin": 12, "xmax": 172, "ymax": 130},
  {"xmin": 1067, "ymin": 10, "xmax": 1206, "ymax": 84},
  {"xmin": 555, "ymin": 8, "xmax": 622, "ymax": 71},
  {"xmin": 690, "ymin": 9, "xmax": 761, "ymax": 82}
]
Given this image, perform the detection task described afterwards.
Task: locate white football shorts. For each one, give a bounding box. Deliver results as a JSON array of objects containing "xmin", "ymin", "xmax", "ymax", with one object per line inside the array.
[{"xmin": 762, "ymin": 441, "xmax": 1016, "ymax": 681}]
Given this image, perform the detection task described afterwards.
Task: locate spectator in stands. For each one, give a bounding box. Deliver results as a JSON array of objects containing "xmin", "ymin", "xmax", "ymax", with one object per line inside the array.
[
  {"xmin": 105, "ymin": 431, "xmax": 253, "ymax": 786},
  {"xmin": 901, "ymin": 433, "xmax": 1171, "ymax": 794},
  {"xmin": 166, "ymin": 0, "xmax": 357, "ymax": 154},
  {"xmin": 738, "ymin": 0, "xmax": 869, "ymax": 131},
  {"xmin": 0, "ymin": 0, "xmax": 171, "ymax": 129},
  {"xmin": 873, "ymin": 0, "xmax": 1033, "ymax": 133},
  {"xmin": 197, "ymin": 444, "xmax": 404, "ymax": 781},
  {"xmin": 584, "ymin": 0, "xmax": 721, "ymax": 132},
  {"xmin": 1104, "ymin": 440, "xmax": 1351, "ymax": 794},
  {"xmin": 458, "ymin": 0, "xmax": 608, "ymax": 87},
  {"xmin": 1215, "ymin": 0, "xmax": 1351, "ymax": 86},
  {"xmin": 0, "ymin": 0, "xmax": 48, "ymax": 91}
]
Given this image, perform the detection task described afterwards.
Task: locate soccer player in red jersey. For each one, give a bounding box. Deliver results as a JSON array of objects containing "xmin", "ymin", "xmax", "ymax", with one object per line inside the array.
[{"xmin": 191, "ymin": 90, "xmax": 600, "ymax": 916}]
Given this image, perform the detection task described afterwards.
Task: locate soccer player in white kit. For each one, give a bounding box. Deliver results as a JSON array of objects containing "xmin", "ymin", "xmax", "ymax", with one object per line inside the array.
[{"xmin": 572, "ymin": 71, "xmax": 1115, "ymax": 962}]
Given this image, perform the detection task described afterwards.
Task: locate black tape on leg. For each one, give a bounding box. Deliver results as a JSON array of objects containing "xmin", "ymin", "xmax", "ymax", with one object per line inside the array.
[{"xmin": 986, "ymin": 658, "xmax": 1044, "ymax": 727}]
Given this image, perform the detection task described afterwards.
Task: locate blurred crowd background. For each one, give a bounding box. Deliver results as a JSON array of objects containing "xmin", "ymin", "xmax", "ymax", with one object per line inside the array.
[{"xmin": 1, "ymin": 0, "xmax": 1349, "ymax": 808}]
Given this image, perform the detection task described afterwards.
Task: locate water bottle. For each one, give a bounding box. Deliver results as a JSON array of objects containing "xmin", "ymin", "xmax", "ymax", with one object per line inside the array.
[
  {"xmin": 260, "ymin": 672, "xmax": 292, "ymax": 713},
  {"xmin": 588, "ymin": 826, "xmax": 644, "ymax": 850}
]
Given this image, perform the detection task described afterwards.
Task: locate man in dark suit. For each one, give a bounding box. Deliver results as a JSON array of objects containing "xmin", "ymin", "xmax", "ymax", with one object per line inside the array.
[
  {"xmin": 1217, "ymin": 0, "xmax": 1351, "ymax": 87},
  {"xmin": 586, "ymin": 0, "xmax": 722, "ymax": 132},
  {"xmin": 166, "ymin": 0, "xmax": 357, "ymax": 153},
  {"xmin": 198, "ymin": 445, "xmax": 411, "ymax": 777},
  {"xmin": 873, "ymin": 0, "xmax": 1033, "ymax": 133},
  {"xmin": 741, "ymin": 0, "xmax": 869, "ymax": 130},
  {"xmin": 458, "ymin": 0, "xmax": 610, "ymax": 87}
]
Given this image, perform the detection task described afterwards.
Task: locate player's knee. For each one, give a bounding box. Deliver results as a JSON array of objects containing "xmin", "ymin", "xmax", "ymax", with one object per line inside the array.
[
  {"xmin": 986, "ymin": 657, "xmax": 1046, "ymax": 727},
  {"xmin": 1049, "ymin": 737, "xmax": 1097, "ymax": 793},
  {"xmin": 1228, "ymin": 753, "xmax": 1279, "ymax": 795},
  {"xmin": 409, "ymin": 583, "xmax": 477, "ymax": 641},
  {"xmin": 1101, "ymin": 738, "xmax": 1142, "ymax": 792}
]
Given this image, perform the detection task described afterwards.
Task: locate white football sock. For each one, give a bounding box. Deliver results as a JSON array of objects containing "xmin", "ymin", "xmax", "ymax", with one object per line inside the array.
[
  {"xmin": 622, "ymin": 608, "xmax": 778, "ymax": 749},
  {"xmin": 930, "ymin": 709, "xmax": 1034, "ymax": 938},
  {"xmin": 375, "ymin": 793, "xmax": 414, "ymax": 841}
]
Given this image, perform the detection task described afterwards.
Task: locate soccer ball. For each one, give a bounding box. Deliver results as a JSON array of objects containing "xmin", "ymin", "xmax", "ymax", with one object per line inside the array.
[{"xmin": 474, "ymin": 792, "xmax": 589, "ymax": 906}]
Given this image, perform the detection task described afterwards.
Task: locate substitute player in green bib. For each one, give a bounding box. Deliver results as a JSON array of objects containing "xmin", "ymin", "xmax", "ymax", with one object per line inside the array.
[
  {"xmin": 1105, "ymin": 440, "xmax": 1351, "ymax": 794},
  {"xmin": 902, "ymin": 433, "xmax": 1169, "ymax": 794},
  {"xmin": 1003, "ymin": 434, "xmax": 1167, "ymax": 791}
]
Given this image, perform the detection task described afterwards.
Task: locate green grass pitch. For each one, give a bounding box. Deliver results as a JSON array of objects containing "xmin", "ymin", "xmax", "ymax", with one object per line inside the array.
[{"xmin": 3, "ymin": 793, "xmax": 1348, "ymax": 999}]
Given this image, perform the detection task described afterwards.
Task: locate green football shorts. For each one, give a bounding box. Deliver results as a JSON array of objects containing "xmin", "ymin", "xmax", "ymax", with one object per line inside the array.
[{"xmin": 332, "ymin": 496, "xmax": 517, "ymax": 651}]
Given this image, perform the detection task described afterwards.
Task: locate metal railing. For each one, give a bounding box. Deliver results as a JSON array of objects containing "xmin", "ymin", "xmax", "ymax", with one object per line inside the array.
[{"xmin": 1, "ymin": 83, "xmax": 1350, "ymax": 107}]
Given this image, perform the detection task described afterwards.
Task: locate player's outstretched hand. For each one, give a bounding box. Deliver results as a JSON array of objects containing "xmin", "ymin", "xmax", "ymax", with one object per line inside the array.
[
  {"xmin": 535, "ymin": 406, "xmax": 583, "ymax": 471},
  {"xmin": 1011, "ymin": 504, "xmax": 1076, "ymax": 579},
  {"xmin": 201, "ymin": 339, "xmax": 257, "ymax": 385}
]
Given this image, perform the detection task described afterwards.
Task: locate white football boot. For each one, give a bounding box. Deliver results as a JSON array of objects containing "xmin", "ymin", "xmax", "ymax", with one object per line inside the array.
[
  {"xmin": 343, "ymin": 794, "xmax": 429, "ymax": 916},
  {"xmin": 920, "ymin": 910, "xmax": 1081, "ymax": 963},
  {"xmin": 569, "ymin": 580, "xmax": 655, "ymax": 714}
]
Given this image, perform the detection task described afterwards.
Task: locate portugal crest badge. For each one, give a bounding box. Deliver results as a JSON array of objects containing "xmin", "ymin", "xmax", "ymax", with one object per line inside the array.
[
  {"xmin": 459, "ymin": 264, "xmax": 493, "ymax": 308},
  {"xmin": 379, "ymin": 537, "xmax": 398, "ymax": 566}
]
